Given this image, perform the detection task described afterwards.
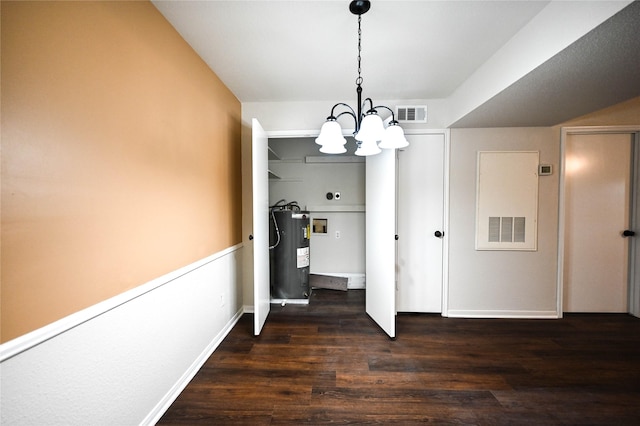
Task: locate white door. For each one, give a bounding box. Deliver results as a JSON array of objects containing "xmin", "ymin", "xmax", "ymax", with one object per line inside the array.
[
  {"xmin": 365, "ymin": 149, "xmax": 396, "ymax": 338},
  {"xmin": 563, "ymin": 132, "xmax": 632, "ymax": 312},
  {"xmin": 397, "ymin": 134, "xmax": 445, "ymax": 312},
  {"xmin": 252, "ymin": 119, "xmax": 270, "ymax": 335}
]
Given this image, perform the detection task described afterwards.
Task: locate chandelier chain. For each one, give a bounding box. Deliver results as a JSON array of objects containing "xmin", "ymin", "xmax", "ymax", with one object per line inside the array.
[{"xmin": 356, "ymin": 14, "xmax": 363, "ymax": 86}]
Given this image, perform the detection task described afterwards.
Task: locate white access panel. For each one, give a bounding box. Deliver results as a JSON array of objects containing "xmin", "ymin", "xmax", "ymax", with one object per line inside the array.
[{"xmin": 476, "ymin": 151, "xmax": 539, "ymax": 251}]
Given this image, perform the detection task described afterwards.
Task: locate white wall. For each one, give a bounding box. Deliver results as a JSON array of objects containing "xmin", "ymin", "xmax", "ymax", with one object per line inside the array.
[
  {"xmin": 0, "ymin": 246, "xmax": 244, "ymax": 425},
  {"xmin": 308, "ymin": 212, "xmax": 365, "ymax": 275},
  {"xmin": 448, "ymin": 128, "xmax": 560, "ymax": 317},
  {"xmin": 243, "ymin": 98, "xmax": 451, "ymax": 132}
]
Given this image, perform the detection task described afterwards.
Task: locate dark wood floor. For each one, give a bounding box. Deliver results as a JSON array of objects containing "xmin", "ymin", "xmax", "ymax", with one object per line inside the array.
[{"xmin": 159, "ymin": 289, "xmax": 640, "ymax": 425}]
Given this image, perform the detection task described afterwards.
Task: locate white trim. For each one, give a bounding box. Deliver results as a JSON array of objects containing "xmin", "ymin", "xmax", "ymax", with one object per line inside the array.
[
  {"xmin": 348, "ymin": 281, "xmax": 366, "ymax": 290},
  {"xmin": 265, "ymin": 127, "xmax": 450, "ymax": 139},
  {"xmin": 557, "ymin": 133, "xmax": 568, "ymax": 318},
  {"xmin": 266, "ymin": 129, "xmax": 321, "ymax": 138},
  {"xmin": 631, "ymin": 132, "xmax": 640, "ymax": 318},
  {"xmin": 141, "ymin": 307, "xmax": 244, "ymax": 426},
  {"xmin": 403, "ymin": 128, "xmax": 449, "ymax": 136},
  {"xmin": 447, "ymin": 310, "xmax": 559, "ymax": 319},
  {"xmin": 560, "ymin": 125, "xmax": 640, "ymax": 135},
  {"xmin": 441, "ymin": 129, "xmax": 451, "ymax": 317},
  {"xmin": 0, "ymin": 243, "xmax": 243, "ymax": 362}
]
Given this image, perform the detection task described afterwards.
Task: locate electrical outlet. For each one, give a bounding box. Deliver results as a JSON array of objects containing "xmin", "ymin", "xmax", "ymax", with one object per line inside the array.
[{"xmin": 335, "ymin": 230, "xmax": 341, "ymax": 239}]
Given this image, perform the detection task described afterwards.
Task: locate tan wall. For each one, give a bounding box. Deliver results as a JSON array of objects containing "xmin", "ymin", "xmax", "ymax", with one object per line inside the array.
[
  {"xmin": 562, "ymin": 96, "xmax": 640, "ymax": 126},
  {"xmin": 1, "ymin": 1, "xmax": 241, "ymax": 343}
]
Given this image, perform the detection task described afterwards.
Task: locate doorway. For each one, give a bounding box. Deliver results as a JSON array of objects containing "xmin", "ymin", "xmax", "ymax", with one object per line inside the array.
[
  {"xmin": 559, "ymin": 127, "xmax": 640, "ymax": 315},
  {"xmin": 266, "ymin": 133, "xmax": 449, "ymax": 316},
  {"xmin": 250, "ymin": 122, "xmax": 450, "ymax": 335}
]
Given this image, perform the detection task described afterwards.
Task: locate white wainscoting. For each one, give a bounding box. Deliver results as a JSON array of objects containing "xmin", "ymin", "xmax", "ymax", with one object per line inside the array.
[{"xmin": 0, "ymin": 245, "xmax": 244, "ymax": 426}]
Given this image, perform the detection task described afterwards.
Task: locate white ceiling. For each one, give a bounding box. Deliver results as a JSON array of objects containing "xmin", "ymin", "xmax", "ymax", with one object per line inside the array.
[{"xmin": 152, "ymin": 0, "xmax": 640, "ymax": 127}]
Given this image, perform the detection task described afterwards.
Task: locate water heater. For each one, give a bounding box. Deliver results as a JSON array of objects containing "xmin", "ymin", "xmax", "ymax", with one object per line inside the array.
[{"xmin": 269, "ymin": 208, "xmax": 310, "ymax": 300}]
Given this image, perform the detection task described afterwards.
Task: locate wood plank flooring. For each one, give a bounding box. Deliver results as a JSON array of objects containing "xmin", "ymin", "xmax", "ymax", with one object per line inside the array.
[{"xmin": 158, "ymin": 289, "xmax": 640, "ymax": 425}]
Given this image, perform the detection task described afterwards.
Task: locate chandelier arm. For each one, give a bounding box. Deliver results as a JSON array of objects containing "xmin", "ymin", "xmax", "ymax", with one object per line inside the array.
[
  {"xmin": 361, "ymin": 97, "xmax": 376, "ymax": 115},
  {"xmin": 372, "ymin": 105, "xmax": 398, "ymax": 123},
  {"xmin": 329, "ymin": 102, "xmax": 357, "ymax": 119},
  {"xmin": 334, "ymin": 111, "xmax": 358, "ymax": 129}
]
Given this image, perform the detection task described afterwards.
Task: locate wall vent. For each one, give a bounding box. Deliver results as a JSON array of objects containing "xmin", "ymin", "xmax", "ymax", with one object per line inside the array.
[
  {"xmin": 396, "ymin": 106, "xmax": 427, "ymax": 123},
  {"xmin": 488, "ymin": 217, "xmax": 526, "ymax": 243}
]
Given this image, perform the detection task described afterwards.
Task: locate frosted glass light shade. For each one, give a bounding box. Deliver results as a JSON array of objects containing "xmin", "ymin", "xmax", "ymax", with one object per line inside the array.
[
  {"xmin": 378, "ymin": 123, "xmax": 409, "ymax": 149},
  {"xmin": 354, "ymin": 138, "xmax": 381, "ymax": 156},
  {"xmin": 320, "ymin": 143, "xmax": 347, "ymax": 154},
  {"xmin": 315, "ymin": 120, "xmax": 346, "ymax": 147},
  {"xmin": 355, "ymin": 112, "xmax": 385, "ymax": 142}
]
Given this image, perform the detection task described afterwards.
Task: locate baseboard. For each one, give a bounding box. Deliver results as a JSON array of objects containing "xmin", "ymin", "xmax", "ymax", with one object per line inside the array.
[
  {"xmin": 142, "ymin": 307, "xmax": 244, "ymax": 425},
  {"xmin": 446, "ymin": 309, "xmax": 560, "ymax": 319}
]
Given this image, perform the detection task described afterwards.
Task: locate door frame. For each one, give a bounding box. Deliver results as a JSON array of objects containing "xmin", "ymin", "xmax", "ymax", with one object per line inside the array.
[
  {"xmin": 557, "ymin": 126, "xmax": 640, "ymax": 318},
  {"xmin": 254, "ymin": 128, "xmax": 451, "ymax": 317}
]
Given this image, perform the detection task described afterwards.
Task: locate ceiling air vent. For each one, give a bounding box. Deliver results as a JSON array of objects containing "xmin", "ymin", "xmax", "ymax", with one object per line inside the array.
[{"xmin": 396, "ymin": 106, "xmax": 427, "ymax": 123}]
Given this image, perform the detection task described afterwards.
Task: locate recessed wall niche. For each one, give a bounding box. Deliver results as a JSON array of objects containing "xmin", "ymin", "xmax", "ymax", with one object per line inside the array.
[{"xmin": 313, "ymin": 218, "xmax": 328, "ymax": 234}]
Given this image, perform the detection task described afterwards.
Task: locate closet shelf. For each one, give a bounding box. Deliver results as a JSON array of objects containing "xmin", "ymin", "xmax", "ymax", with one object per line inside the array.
[
  {"xmin": 307, "ymin": 205, "xmax": 365, "ymax": 212},
  {"xmin": 268, "ymin": 147, "xmax": 281, "ymax": 161},
  {"xmin": 268, "ymin": 170, "xmax": 281, "ymax": 180}
]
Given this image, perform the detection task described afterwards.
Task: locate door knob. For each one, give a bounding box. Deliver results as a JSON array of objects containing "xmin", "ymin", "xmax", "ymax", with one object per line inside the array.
[
  {"xmin": 249, "ymin": 234, "xmax": 254, "ymax": 240},
  {"xmin": 622, "ymin": 230, "xmax": 635, "ymax": 237},
  {"xmin": 434, "ymin": 230, "xmax": 444, "ymax": 238}
]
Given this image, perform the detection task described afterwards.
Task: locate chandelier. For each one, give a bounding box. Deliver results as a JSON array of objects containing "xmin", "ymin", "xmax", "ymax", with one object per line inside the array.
[{"xmin": 316, "ymin": 0, "xmax": 409, "ymax": 156}]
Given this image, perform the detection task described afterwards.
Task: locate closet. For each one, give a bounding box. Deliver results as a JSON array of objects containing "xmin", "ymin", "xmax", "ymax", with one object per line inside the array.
[{"xmin": 251, "ymin": 118, "xmax": 448, "ymax": 335}]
